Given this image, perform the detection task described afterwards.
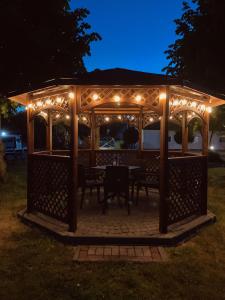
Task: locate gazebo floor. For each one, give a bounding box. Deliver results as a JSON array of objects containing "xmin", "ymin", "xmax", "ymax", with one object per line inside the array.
[
  {"xmin": 18, "ymin": 189, "xmax": 216, "ymax": 246},
  {"xmin": 76, "ymin": 189, "xmax": 159, "ymax": 237}
]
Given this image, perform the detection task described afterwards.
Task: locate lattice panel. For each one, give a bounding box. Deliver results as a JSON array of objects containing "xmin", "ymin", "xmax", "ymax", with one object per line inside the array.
[
  {"xmin": 143, "ymin": 112, "xmax": 160, "ymax": 128},
  {"xmin": 141, "ymin": 151, "xmax": 160, "ymax": 174},
  {"xmin": 28, "ymin": 155, "xmax": 71, "ymax": 223},
  {"xmin": 78, "ymin": 113, "xmax": 91, "ymax": 127},
  {"xmin": 167, "ymin": 156, "xmax": 206, "ymax": 225},
  {"xmin": 30, "ymin": 92, "xmax": 70, "ymax": 117},
  {"xmin": 95, "ymin": 114, "xmax": 138, "ymax": 127},
  {"xmin": 95, "ymin": 151, "xmax": 138, "ymax": 166},
  {"xmin": 169, "ymin": 93, "xmax": 207, "ymax": 120},
  {"xmin": 80, "ymin": 88, "xmax": 160, "ymax": 111}
]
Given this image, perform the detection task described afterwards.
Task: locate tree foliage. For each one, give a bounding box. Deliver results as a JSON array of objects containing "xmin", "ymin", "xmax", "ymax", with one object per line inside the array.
[
  {"xmin": 0, "ymin": 0, "xmax": 101, "ymax": 95},
  {"xmin": 163, "ymin": 0, "xmax": 225, "ymax": 92}
]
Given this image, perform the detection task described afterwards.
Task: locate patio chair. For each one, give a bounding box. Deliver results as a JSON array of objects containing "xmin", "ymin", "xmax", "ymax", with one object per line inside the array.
[
  {"xmin": 135, "ymin": 170, "xmax": 159, "ymax": 205},
  {"xmin": 78, "ymin": 164, "xmax": 103, "ymax": 209},
  {"xmin": 103, "ymin": 166, "xmax": 130, "ymax": 215}
]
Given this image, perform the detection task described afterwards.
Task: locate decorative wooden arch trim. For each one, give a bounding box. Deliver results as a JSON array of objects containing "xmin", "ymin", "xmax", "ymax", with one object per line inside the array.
[
  {"xmin": 79, "ymin": 87, "xmax": 161, "ymax": 113},
  {"xmin": 95, "ymin": 114, "xmax": 139, "ymax": 128}
]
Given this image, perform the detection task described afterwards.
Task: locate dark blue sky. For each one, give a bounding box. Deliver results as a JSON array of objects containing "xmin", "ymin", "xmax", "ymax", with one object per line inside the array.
[{"xmin": 71, "ymin": 0, "xmax": 185, "ymax": 74}]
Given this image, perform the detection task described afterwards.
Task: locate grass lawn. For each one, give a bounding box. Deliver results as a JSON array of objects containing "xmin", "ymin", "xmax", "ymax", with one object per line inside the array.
[{"xmin": 0, "ymin": 161, "xmax": 225, "ymax": 300}]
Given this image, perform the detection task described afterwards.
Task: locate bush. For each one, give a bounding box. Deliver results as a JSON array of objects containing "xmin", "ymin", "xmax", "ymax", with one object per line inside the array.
[{"xmin": 0, "ymin": 139, "xmax": 7, "ymax": 182}]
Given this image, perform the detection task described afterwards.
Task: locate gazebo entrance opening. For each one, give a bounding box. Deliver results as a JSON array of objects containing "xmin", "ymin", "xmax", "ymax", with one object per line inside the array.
[{"xmin": 9, "ymin": 69, "xmax": 224, "ymax": 242}]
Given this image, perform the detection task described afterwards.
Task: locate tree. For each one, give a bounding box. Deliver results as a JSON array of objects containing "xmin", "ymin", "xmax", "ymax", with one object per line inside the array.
[
  {"xmin": 0, "ymin": 0, "xmax": 101, "ymax": 95},
  {"xmin": 163, "ymin": 0, "xmax": 225, "ymax": 92},
  {"xmin": 163, "ymin": 0, "xmax": 225, "ymax": 144}
]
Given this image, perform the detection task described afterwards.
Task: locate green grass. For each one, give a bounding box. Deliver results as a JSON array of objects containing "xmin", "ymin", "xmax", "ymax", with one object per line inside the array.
[{"xmin": 0, "ymin": 162, "xmax": 225, "ymax": 300}]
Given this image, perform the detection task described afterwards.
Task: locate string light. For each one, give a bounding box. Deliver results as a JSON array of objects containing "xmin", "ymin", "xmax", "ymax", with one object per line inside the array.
[
  {"xmin": 105, "ymin": 117, "xmax": 110, "ymax": 122},
  {"xmin": 45, "ymin": 98, "xmax": 52, "ymax": 105},
  {"xmin": 114, "ymin": 95, "xmax": 120, "ymax": 102},
  {"xmin": 191, "ymin": 101, "xmax": 197, "ymax": 107},
  {"xmin": 207, "ymin": 107, "xmax": 212, "ymax": 113},
  {"xmin": 182, "ymin": 99, "xmax": 187, "ymax": 105},
  {"xmin": 56, "ymin": 114, "xmax": 60, "ymax": 119},
  {"xmin": 56, "ymin": 97, "xmax": 62, "ymax": 104},
  {"xmin": 82, "ymin": 116, "xmax": 87, "ymax": 121},
  {"xmin": 92, "ymin": 93, "xmax": 99, "ymax": 101},
  {"xmin": 118, "ymin": 115, "xmax": 122, "ymax": 120},
  {"xmin": 66, "ymin": 115, "xmax": 70, "ymax": 120},
  {"xmin": 173, "ymin": 100, "xmax": 179, "ymax": 106},
  {"xmin": 169, "ymin": 116, "xmax": 173, "ymax": 120},
  {"xmin": 159, "ymin": 92, "xmax": 167, "ymax": 100},
  {"xmin": 149, "ymin": 117, "xmax": 154, "ymax": 122},
  {"xmin": 135, "ymin": 95, "xmax": 142, "ymax": 102},
  {"xmin": 68, "ymin": 92, "xmax": 74, "ymax": 99}
]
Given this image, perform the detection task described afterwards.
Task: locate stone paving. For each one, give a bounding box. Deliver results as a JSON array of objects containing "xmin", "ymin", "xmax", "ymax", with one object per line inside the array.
[
  {"xmin": 73, "ymin": 245, "xmax": 168, "ymax": 262},
  {"xmin": 76, "ymin": 189, "xmax": 160, "ymax": 237}
]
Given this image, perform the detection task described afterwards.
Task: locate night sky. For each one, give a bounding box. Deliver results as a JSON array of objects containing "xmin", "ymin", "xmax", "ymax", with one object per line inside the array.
[{"xmin": 71, "ymin": 0, "xmax": 186, "ymax": 74}]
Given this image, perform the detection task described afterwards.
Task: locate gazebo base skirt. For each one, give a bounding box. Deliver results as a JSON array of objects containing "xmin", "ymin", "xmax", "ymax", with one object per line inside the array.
[{"xmin": 18, "ymin": 209, "xmax": 216, "ymax": 247}]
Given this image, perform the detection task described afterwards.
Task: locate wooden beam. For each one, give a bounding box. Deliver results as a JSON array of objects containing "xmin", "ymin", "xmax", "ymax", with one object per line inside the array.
[
  {"xmin": 182, "ymin": 111, "xmax": 188, "ymax": 154},
  {"xmin": 69, "ymin": 87, "xmax": 78, "ymax": 232},
  {"xmin": 159, "ymin": 87, "xmax": 169, "ymax": 234}
]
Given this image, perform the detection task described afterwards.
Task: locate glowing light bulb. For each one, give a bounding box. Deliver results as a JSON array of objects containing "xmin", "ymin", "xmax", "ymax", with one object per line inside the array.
[
  {"xmin": 200, "ymin": 104, "xmax": 206, "ymax": 111},
  {"xmin": 36, "ymin": 101, "xmax": 43, "ymax": 107},
  {"xmin": 82, "ymin": 116, "xmax": 87, "ymax": 121},
  {"xmin": 114, "ymin": 95, "xmax": 120, "ymax": 102},
  {"xmin": 135, "ymin": 95, "xmax": 142, "ymax": 102},
  {"xmin": 66, "ymin": 115, "xmax": 70, "ymax": 120},
  {"xmin": 118, "ymin": 115, "xmax": 122, "ymax": 120},
  {"xmin": 173, "ymin": 100, "xmax": 179, "ymax": 106},
  {"xmin": 69, "ymin": 92, "xmax": 74, "ymax": 99},
  {"xmin": 182, "ymin": 99, "xmax": 187, "ymax": 105},
  {"xmin": 45, "ymin": 98, "xmax": 52, "ymax": 105},
  {"xmin": 159, "ymin": 92, "xmax": 167, "ymax": 100},
  {"xmin": 105, "ymin": 117, "xmax": 110, "ymax": 122},
  {"xmin": 191, "ymin": 101, "xmax": 197, "ymax": 107},
  {"xmin": 169, "ymin": 116, "xmax": 173, "ymax": 120},
  {"xmin": 56, "ymin": 114, "xmax": 60, "ymax": 119},
  {"xmin": 56, "ymin": 97, "xmax": 62, "ymax": 103},
  {"xmin": 207, "ymin": 106, "xmax": 212, "ymax": 113},
  {"xmin": 92, "ymin": 93, "xmax": 99, "ymax": 101},
  {"xmin": 149, "ymin": 117, "xmax": 154, "ymax": 122}
]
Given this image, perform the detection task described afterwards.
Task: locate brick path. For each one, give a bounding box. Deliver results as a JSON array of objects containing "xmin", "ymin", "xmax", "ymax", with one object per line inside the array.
[{"xmin": 73, "ymin": 245, "xmax": 168, "ymax": 262}]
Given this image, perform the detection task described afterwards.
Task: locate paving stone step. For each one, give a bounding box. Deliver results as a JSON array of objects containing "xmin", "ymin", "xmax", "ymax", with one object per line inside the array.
[{"xmin": 73, "ymin": 245, "xmax": 168, "ymax": 262}]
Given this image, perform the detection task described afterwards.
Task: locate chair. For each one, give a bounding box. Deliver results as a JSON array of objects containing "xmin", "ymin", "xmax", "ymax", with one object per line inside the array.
[
  {"xmin": 78, "ymin": 164, "xmax": 103, "ymax": 209},
  {"xmin": 135, "ymin": 171, "xmax": 159, "ymax": 205},
  {"xmin": 103, "ymin": 166, "xmax": 130, "ymax": 214}
]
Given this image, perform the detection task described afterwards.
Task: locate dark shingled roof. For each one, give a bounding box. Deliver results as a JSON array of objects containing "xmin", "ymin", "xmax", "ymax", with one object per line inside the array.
[
  {"xmin": 7, "ymin": 68, "xmax": 225, "ymax": 101},
  {"xmin": 75, "ymin": 68, "xmax": 181, "ymax": 85}
]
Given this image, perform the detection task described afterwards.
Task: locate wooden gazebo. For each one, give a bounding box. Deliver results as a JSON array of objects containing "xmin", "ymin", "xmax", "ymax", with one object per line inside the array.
[{"xmin": 9, "ymin": 68, "xmax": 225, "ymax": 243}]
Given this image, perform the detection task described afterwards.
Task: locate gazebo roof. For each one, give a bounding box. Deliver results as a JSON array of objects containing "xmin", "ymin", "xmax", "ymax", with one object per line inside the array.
[{"xmin": 7, "ymin": 68, "xmax": 225, "ymax": 106}]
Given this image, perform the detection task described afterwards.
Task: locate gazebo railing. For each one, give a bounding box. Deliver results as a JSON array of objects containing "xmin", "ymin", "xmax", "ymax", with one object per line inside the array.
[
  {"xmin": 167, "ymin": 155, "xmax": 208, "ymax": 226},
  {"xmin": 27, "ymin": 153, "xmax": 72, "ymax": 224}
]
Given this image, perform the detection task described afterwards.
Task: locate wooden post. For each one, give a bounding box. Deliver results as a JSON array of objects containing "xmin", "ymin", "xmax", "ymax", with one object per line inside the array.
[
  {"xmin": 202, "ymin": 112, "xmax": 209, "ymax": 155},
  {"xmin": 90, "ymin": 110, "xmax": 96, "ymax": 165},
  {"xmin": 69, "ymin": 87, "xmax": 78, "ymax": 232},
  {"xmin": 46, "ymin": 110, "xmax": 52, "ymax": 153},
  {"xmin": 27, "ymin": 106, "xmax": 34, "ymax": 154},
  {"xmin": 201, "ymin": 111, "xmax": 209, "ymax": 215},
  {"xmin": 182, "ymin": 111, "xmax": 188, "ymax": 154},
  {"xmin": 27, "ymin": 99, "xmax": 34, "ymax": 213},
  {"xmin": 159, "ymin": 87, "xmax": 169, "ymax": 234},
  {"xmin": 138, "ymin": 110, "xmax": 143, "ymax": 157}
]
